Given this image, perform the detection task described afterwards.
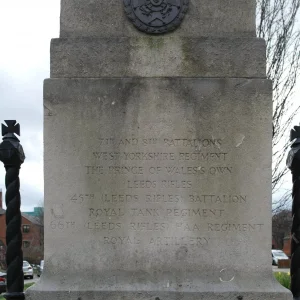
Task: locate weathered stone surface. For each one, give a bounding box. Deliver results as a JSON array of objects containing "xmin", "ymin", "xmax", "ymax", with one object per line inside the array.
[
  {"xmin": 28, "ymin": 290, "xmax": 292, "ymax": 300},
  {"xmin": 26, "ymin": 77, "xmax": 291, "ymax": 299},
  {"xmin": 25, "ymin": 0, "xmax": 293, "ymax": 299},
  {"xmin": 50, "ymin": 37, "xmax": 266, "ymax": 78},
  {"xmin": 60, "ymin": 0, "xmax": 256, "ymax": 38}
]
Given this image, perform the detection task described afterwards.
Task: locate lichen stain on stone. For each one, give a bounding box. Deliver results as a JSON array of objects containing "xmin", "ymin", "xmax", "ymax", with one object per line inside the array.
[
  {"xmin": 143, "ymin": 37, "xmax": 164, "ymax": 49},
  {"xmin": 181, "ymin": 39, "xmax": 207, "ymax": 75}
]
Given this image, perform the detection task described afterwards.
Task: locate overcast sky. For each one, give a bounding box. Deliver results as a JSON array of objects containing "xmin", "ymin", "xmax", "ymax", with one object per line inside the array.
[
  {"xmin": 0, "ymin": 1, "xmax": 299, "ymax": 212},
  {"xmin": 0, "ymin": 0, "xmax": 60, "ymax": 211}
]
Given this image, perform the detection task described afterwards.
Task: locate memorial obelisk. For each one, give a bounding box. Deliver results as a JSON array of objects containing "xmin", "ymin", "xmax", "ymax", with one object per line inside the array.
[{"xmin": 27, "ymin": 1, "xmax": 292, "ymax": 299}]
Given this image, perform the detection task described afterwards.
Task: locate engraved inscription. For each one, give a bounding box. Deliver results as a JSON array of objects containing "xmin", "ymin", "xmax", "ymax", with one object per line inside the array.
[
  {"xmin": 188, "ymin": 195, "xmax": 247, "ymax": 204},
  {"xmin": 149, "ymin": 236, "xmax": 209, "ymax": 246},
  {"xmin": 165, "ymin": 208, "xmax": 224, "ymax": 217},
  {"xmin": 50, "ymin": 221, "xmax": 76, "ymax": 230},
  {"xmin": 85, "ymin": 222, "xmax": 122, "ymax": 230},
  {"xmin": 104, "ymin": 236, "xmax": 141, "ymax": 245},
  {"xmin": 208, "ymin": 223, "xmax": 264, "ymax": 232},
  {"xmin": 89, "ymin": 208, "xmax": 125, "ymax": 218},
  {"xmin": 93, "ymin": 152, "xmax": 175, "ymax": 161},
  {"xmin": 55, "ymin": 135, "xmax": 264, "ymax": 250},
  {"xmin": 129, "ymin": 222, "xmax": 169, "ymax": 231}
]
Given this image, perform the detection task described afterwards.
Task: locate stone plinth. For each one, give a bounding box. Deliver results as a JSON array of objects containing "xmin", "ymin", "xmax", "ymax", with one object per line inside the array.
[{"xmin": 27, "ymin": 78, "xmax": 291, "ymax": 299}]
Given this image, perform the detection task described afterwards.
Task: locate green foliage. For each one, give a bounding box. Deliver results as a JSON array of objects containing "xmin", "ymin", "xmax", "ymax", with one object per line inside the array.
[
  {"xmin": 24, "ymin": 282, "xmax": 34, "ymax": 290},
  {"xmin": 274, "ymin": 272, "xmax": 291, "ymax": 290}
]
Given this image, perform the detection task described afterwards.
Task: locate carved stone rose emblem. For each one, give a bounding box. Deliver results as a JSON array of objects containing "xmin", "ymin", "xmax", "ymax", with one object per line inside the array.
[{"xmin": 123, "ymin": 0, "xmax": 189, "ymax": 34}]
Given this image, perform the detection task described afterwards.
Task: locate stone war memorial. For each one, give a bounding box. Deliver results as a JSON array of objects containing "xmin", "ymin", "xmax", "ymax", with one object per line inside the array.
[{"xmin": 27, "ymin": 0, "xmax": 292, "ymax": 300}]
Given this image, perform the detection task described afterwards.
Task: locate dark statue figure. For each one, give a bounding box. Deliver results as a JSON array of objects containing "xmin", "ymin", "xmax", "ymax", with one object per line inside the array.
[
  {"xmin": 0, "ymin": 120, "xmax": 25, "ymax": 300},
  {"xmin": 287, "ymin": 125, "xmax": 300, "ymax": 300},
  {"xmin": 123, "ymin": 0, "xmax": 189, "ymax": 34}
]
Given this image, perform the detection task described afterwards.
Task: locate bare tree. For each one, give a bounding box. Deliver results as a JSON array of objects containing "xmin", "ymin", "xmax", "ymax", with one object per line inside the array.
[
  {"xmin": 257, "ymin": 0, "xmax": 300, "ymax": 211},
  {"xmin": 272, "ymin": 209, "xmax": 293, "ymax": 249}
]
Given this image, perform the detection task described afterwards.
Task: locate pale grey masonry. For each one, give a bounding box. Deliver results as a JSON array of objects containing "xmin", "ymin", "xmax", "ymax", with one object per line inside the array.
[
  {"xmin": 60, "ymin": 0, "xmax": 256, "ymax": 38},
  {"xmin": 26, "ymin": 0, "xmax": 292, "ymax": 300},
  {"xmin": 50, "ymin": 38, "xmax": 266, "ymax": 78}
]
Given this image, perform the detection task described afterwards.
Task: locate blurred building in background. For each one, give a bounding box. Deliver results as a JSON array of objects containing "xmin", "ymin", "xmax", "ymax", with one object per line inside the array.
[{"xmin": 0, "ymin": 190, "xmax": 44, "ymax": 266}]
